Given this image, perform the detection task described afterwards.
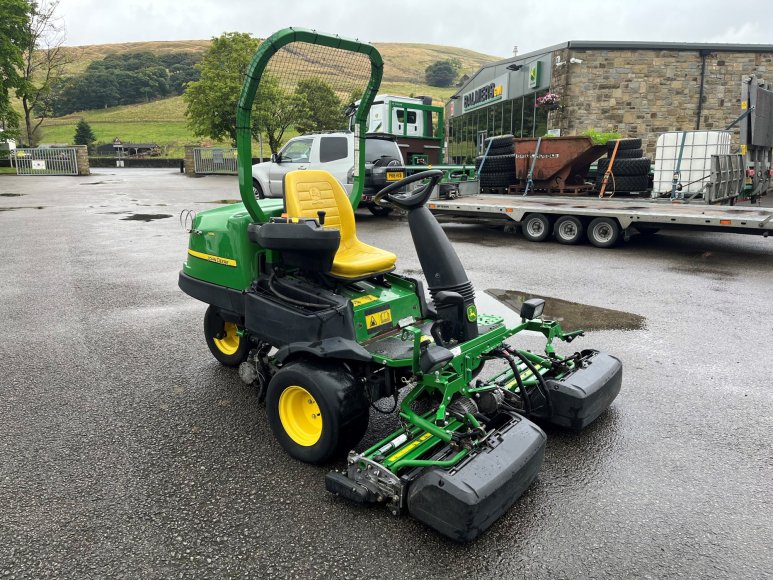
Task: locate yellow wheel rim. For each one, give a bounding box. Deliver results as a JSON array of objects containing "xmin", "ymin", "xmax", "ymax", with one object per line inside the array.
[
  {"xmin": 213, "ymin": 321, "xmax": 240, "ymax": 355},
  {"xmin": 278, "ymin": 386, "xmax": 323, "ymax": 446}
]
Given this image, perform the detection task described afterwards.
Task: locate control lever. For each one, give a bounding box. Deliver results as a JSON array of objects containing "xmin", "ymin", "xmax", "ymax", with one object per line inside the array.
[{"xmin": 317, "ymin": 210, "xmax": 326, "ymax": 226}]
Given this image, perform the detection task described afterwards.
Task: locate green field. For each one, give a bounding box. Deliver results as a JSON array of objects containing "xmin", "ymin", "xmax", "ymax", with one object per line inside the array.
[{"xmin": 31, "ymin": 39, "xmax": 499, "ymax": 156}]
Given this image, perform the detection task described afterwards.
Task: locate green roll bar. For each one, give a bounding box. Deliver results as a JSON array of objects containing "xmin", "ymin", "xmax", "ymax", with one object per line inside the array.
[{"xmin": 236, "ymin": 27, "xmax": 384, "ymax": 222}]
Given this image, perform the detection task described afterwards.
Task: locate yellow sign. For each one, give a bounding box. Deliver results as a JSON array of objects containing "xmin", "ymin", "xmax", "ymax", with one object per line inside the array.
[
  {"xmin": 493, "ymin": 85, "xmax": 503, "ymax": 97},
  {"xmin": 741, "ymin": 100, "xmax": 748, "ymax": 110},
  {"xmin": 387, "ymin": 432, "xmax": 432, "ymax": 462},
  {"xmin": 365, "ymin": 308, "xmax": 392, "ymax": 330},
  {"xmin": 352, "ymin": 294, "xmax": 378, "ymax": 307},
  {"xmin": 386, "ymin": 171, "xmax": 404, "ymax": 181},
  {"xmin": 187, "ymin": 248, "xmax": 237, "ymax": 267}
]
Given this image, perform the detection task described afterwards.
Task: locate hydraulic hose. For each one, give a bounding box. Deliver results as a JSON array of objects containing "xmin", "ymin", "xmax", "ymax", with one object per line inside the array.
[
  {"xmin": 268, "ymin": 273, "xmax": 329, "ymax": 310},
  {"xmin": 492, "ymin": 349, "xmax": 531, "ymax": 415},
  {"xmin": 509, "ymin": 347, "xmax": 553, "ymax": 416}
]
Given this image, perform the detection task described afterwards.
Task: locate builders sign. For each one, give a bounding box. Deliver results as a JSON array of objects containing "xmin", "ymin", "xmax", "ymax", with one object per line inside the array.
[{"xmin": 462, "ymin": 74, "xmax": 508, "ymax": 113}]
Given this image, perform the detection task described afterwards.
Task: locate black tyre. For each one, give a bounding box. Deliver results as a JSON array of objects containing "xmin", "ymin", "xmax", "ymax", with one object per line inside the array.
[
  {"xmin": 204, "ymin": 305, "xmax": 251, "ymax": 367},
  {"xmin": 488, "ymin": 144, "xmax": 515, "ymax": 156},
  {"xmin": 266, "ymin": 360, "xmax": 369, "ymax": 464},
  {"xmin": 605, "ymin": 138, "xmax": 641, "ymax": 150},
  {"xmin": 480, "ymin": 171, "xmax": 515, "ymax": 188},
  {"xmin": 367, "ymin": 204, "xmax": 393, "ymax": 217},
  {"xmin": 554, "ymin": 215, "xmax": 584, "ymax": 245},
  {"xmin": 596, "ymin": 174, "xmax": 650, "ymax": 192},
  {"xmin": 597, "ymin": 157, "xmax": 651, "ymax": 176},
  {"xmin": 521, "ymin": 213, "xmax": 552, "ymax": 242},
  {"xmin": 482, "ymin": 154, "xmax": 516, "ymax": 172},
  {"xmin": 587, "ymin": 217, "xmax": 620, "ymax": 248},
  {"xmin": 253, "ymin": 179, "xmax": 265, "ymax": 199},
  {"xmin": 484, "ymin": 134, "xmax": 514, "ymax": 148},
  {"xmin": 607, "ymin": 147, "xmax": 643, "ymax": 159}
]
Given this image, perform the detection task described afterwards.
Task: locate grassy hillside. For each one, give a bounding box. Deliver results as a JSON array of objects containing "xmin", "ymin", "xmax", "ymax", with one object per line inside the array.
[{"xmin": 35, "ymin": 39, "xmax": 498, "ymax": 156}]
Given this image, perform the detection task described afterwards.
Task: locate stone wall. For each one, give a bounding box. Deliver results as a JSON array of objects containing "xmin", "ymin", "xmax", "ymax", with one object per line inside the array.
[
  {"xmin": 74, "ymin": 145, "xmax": 90, "ymax": 176},
  {"xmin": 548, "ymin": 48, "xmax": 773, "ymax": 156}
]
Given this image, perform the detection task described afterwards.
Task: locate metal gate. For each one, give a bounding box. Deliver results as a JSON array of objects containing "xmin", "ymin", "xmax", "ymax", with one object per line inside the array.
[
  {"xmin": 14, "ymin": 147, "xmax": 77, "ymax": 175},
  {"xmin": 193, "ymin": 147, "xmax": 238, "ymax": 174}
]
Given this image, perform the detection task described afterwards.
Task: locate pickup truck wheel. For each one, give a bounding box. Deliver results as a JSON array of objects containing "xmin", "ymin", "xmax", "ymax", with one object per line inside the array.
[
  {"xmin": 521, "ymin": 213, "xmax": 552, "ymax": 242},
  {"xmin": 554, "ymin": 215, "xmax": 584, "ymax": 245},
  {"xmin": 253, "ymin": 179, "xmax": 265, "ymax": 199},
  {"xmin": 368, "ymin": 204, "xmax": 393, "ymax": 217},
  {"xmin": 588, "ymin": 217, "xmax": 620, "ymax": 248}
]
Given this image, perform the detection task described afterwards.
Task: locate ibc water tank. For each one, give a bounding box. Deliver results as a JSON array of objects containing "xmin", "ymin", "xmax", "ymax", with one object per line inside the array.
[{"xmin": 653, "ymin": 131, "xmax": 731, "ymax": 197}]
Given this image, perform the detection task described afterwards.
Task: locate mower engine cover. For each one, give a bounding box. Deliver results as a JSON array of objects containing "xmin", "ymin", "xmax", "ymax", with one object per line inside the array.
[{"xmin": 406, "ymin": 412, "xmax": 546, "ymax": 542}]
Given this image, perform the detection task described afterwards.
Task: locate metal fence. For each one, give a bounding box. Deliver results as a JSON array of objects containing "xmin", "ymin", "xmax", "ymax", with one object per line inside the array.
[
  {"xmin": 13, "ymin": 147, "xmax": 78, "ymax": 175},
  {"xmin": 193, "ymin": 147, "xmax": 238, "ymax": 174}
]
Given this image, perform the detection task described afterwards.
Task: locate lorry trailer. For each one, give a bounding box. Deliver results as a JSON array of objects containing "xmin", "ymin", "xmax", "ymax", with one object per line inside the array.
[{"xmin": 428, "ymin": 194, "xmax": 773, "ymax": 247}]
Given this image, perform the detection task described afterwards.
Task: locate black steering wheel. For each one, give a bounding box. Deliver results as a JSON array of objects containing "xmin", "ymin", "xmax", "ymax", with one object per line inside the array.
[{"xmin": 373, "ymin": 169, "xmax": 444, "ymax": 211}]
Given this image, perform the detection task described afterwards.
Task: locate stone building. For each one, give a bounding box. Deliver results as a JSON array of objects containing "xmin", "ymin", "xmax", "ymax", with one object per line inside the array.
[{"xmin": 446, "ymin": 41, "xmax": 773, "ymax": 162}]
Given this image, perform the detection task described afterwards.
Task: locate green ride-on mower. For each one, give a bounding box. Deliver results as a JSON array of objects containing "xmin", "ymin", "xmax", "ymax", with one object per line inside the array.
[{"xmin": 178, "ymin": 28, "xmax": 622, "ymax": 541}]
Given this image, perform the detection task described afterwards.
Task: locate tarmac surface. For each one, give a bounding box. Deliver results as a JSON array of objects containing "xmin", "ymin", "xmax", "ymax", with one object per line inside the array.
[{"xmin": 1, "ymin": 169, "xmax": 771, "ymax": 579}]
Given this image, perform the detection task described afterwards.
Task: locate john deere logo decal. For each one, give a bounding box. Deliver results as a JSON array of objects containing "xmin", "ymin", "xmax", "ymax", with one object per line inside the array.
[{"xmin": 467, "ymin": 305, "xmax": 477, "ymax": 322}]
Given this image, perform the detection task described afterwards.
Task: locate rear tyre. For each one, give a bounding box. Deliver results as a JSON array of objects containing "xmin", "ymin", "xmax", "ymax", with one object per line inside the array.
[
  {"xmin": 266, "ymin": 361, "xmax": 369, "ymax": 464},
  {"xmin": 521, "ymin": 213, "xmax": 552, "ymax": 242},
  {"xmin": 367, "ymin": 204, "xmax": 393, "ymax": 217},
  {"xmin": 253, "ymin": 179, "xmax": 265, "ymax": 199},
  {"xmin": 204, "ymin": 305, "xmax": 251, "ymax": 367},
  {"xmin": 554, "ymin": 215, "xmax": 584, "ymax": 245},
  {"xmin": 587, "ymin": 217, "xmax": 620, "ymax": 248}
]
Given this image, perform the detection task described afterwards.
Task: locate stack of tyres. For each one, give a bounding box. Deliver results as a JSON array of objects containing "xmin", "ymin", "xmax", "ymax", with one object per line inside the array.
[
  {"xmin": 475, "ymin": 134, "xmax": 516, "ymax": 190},
  {"xmin": 595, "ymin": 138, "xmax": 651, "ymax": 193}
]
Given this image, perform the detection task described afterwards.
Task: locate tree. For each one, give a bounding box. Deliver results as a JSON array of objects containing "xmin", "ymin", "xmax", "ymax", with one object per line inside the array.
[
  {"xmin": 425, "ymin": 58, "xmax": 462, "ymax": 88},
  {"xmin": 254, "ymin": 74, "xmax": 309, "ymax": 153},
  {"xmin": 17, "ymin": 0, "xmax": 70, "ymax": 146},
  {"xmin": 73, "ymin": 118, "xmax": 94, "ymax": 150},
  {"xmin": 0, "ymin": 0, "xmax": 32, "ymax": 140},
  {"xmin": 293, "ymin": 78, "xmax": 345, "ymax": 134},
  {"xmin": 184, "ymin": 32, "xmax": 261, "ymax": 145}
]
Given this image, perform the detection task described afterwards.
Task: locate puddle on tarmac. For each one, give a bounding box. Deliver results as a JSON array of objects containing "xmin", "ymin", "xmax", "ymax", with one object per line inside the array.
[
  {"xmin": 485, "ymin": 289, "xmax": 645, "ymax": 331},
  {"xmin": 0, "ymin": 206, "xmax": 44, "ymax": 212},
  {"xmin": 669, "ymin": 265, "xmax": 736, "ymax": 280},
  {"xmin": 199, "ymin": 199, "xmax": 242, "ymax": 205},
  {"xmin": 121, "ymin": 213, "xmax": 173, "ymax": 222},
  {"xmin": 0, "ymin": 193, "xmax": 24, "ymax": 197},
  {"xmin": 81, "ymin": 180, "xmax": 122, "ymax": 185}
]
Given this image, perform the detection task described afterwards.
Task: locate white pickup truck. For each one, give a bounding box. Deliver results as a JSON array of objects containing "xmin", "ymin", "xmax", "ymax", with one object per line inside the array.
[{"xmin": 251, "ymin": 131, "xmax": 406, "ymax": 215}]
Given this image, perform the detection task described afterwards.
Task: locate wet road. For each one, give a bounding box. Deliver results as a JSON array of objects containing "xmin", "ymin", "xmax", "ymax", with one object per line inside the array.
[{"xmin": 1, "ymin": 169, "xmax": 771, "ymax": 578}]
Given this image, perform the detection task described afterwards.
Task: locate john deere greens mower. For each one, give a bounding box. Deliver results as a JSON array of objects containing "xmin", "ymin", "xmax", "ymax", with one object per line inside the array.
[{"xmin": 179, "ymin": 28, "xmax": 622, "ymax": 541}]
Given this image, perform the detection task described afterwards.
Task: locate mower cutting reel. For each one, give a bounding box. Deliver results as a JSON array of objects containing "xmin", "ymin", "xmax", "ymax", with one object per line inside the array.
[{"xmin": 179, "ymin": 27, "xmax": 623, "ymax": 542}]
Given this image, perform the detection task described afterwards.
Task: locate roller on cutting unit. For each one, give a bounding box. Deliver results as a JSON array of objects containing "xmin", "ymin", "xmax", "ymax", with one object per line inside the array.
[{"xmin": 178, "ymin": 27, "xmax": 623, "ymax": 541}]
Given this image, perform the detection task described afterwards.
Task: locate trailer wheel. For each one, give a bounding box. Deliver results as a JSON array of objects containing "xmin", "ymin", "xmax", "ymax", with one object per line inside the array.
[
  {"xmin": 204, "ymin": 305, "xmax": 251, "ymax": 367},
  {"xmin": 266, "ymin": 360, "xmax": 369, "ymax": 464},
  {"xmin": 587, "ymin": 217, "xmax": 621, "ymax": 248},
  {"xmin": 521, "ymin": 213, "xmax": 552, "ymax": 242},
  {"xmin": 554, "ymin": 215, "xmax": 584, "ymax": 245}
]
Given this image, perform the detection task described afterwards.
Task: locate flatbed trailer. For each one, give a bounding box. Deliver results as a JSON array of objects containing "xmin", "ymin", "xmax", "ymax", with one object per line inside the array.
[{"xmin": 428, "ymin": 194, "xmax": 773, "ymax": 247}]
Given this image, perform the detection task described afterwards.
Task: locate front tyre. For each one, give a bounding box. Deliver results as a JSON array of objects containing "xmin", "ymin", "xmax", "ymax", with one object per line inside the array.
[
  {"xmin": 521, "ymin": 213, "xmax": 552, "ymax": 242},
  {"xmin": 204, "ymin": 305, "xmax": 251, "ymax": 367},
  {"xmin": 266, "ymin": 361, "xmax": 369, "ymax": 464},
  {"xmin": 253, "ymin": 179, "xmax": 265, "ymax": 199}
]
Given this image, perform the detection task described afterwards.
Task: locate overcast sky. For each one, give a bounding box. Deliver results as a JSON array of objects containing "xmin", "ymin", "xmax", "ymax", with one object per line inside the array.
[{"xmin": 56, "ymin": 0, "xmax": 773, "ymax": 57}]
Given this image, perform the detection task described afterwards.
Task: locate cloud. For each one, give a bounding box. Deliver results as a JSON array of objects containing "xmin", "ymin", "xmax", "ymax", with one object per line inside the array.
[{"xmin": 56, "ymin": 0, "xmax": 773, "ymax": 58}]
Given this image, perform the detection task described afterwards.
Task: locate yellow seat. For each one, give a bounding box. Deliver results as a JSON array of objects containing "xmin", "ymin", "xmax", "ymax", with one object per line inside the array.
[{"xmin": 283, "ymin": 170, "xmax": 397, "ymax": 279}]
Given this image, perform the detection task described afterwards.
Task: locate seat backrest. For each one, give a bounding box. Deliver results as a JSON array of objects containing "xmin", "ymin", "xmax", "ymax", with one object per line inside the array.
[{"xmin": 284, "ymin": 170, "xmax": 357, "ymax": 249}]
